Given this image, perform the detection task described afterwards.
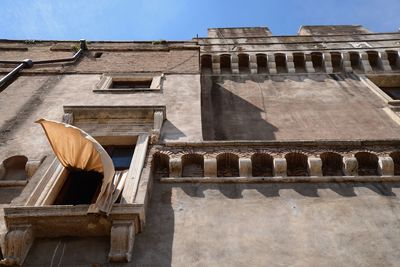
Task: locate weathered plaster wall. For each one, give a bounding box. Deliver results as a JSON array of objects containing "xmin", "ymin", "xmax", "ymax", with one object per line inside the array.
[
  {"xmin": 202, "ymin": 74, "xmax": 400, "ymax": 140},
  {"xmin": 0, "ymin": 74, "xmax": 202, "ymax": 161},
  {"xmin": 24, "ymin": 181, "xmax": 400, "ymax": 266}
]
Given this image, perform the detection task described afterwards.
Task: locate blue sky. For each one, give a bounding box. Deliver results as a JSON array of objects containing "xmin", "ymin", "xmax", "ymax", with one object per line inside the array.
[{"xmin": 1, "ymin": 0, "xmax": 400, "ymax": 41}]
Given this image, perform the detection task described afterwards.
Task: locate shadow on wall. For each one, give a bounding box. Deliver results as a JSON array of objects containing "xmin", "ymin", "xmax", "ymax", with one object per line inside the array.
[
  {"xmin": 132, "ymin": 181, "xmax": 174, "ymax": 266},
  {"xmin": 161, "ymin": 120, "xmax": 186, "ymax": 141},
  {"xmin": 179, "ymin": 182, "xmax": 399, "ymax": 199},
  {"xmin": 202, "ymin": 75, "xmax": 278, "ymax": 140}
]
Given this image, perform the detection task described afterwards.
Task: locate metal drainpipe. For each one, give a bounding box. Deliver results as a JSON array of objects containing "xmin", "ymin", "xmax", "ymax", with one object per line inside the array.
[{"xmin": 0, "ymin": 39, "xmax": 87, "ymax": 89}]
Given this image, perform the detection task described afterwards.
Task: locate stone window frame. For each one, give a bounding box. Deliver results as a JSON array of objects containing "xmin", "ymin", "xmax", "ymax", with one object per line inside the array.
[
  {"xmin": 2, "ymin": 105, "xmax": 166, "ymax": 265},
  {"xmin": 361, "ymin": 74, "xmax": 400, "ymax": 106},
  {"xmin": 93, "ymin": 73, "xmax": 164, "ymax": 93}
]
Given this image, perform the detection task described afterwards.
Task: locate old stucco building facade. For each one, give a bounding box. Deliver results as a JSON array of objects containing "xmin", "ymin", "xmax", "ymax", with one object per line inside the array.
[{"xmin": 1, "ymin": 25, "xmax": 400, "ymax": 266}]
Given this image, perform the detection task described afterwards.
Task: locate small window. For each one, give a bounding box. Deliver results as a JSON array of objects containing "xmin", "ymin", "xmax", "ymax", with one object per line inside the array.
[
  {"xmin": 285, "ymin": 152, "xmax": 308, "ymax": 176},
  {"xmin": 256, "ymin": 54, "xmax": 268, "ymax": 74},
  {"xmin": 251, "ymin": 153, "xmax": 273, "ymax": 177},
  {"xmin": 355, "ymin": 152, "xmax": 379, "ymax": 176},
  {"xmin": 111, "ymin": 80, "xmax": 152, "ymax": 89},
  {"xmin": 220, "ymin": 54, "xmax": 231, "ymax": 73},
  {"xmin": 275, "ymin": 53, "xmax": 287, "ymax": 73},
  {"xmin": 217, "ymin": 153, "xmax": 239, "ymax": 177},
  {"xmin": 238, "ymin": 54, "xmax": 250, "ymax": 73},
  {"xmin": 293, "ymin": 53, "xmax": 306, "ymax": 73},
  {"xmin": 311, "ymin": 52, "xmax": 324, "ymax": 72},
  {"xmin": 94, "ymin": 74, "xmax": 161, "ymax": 93},
  {"xmin": 349, "ymin": 52, "xmax": 362, "ymax": 71},
  {"xmin": 331, "ymin": 52, "xmax": 342, "ymax": 72},
  {"xmin": 201, "ymin": 55, "xmax": 212, "ymax": 72},
  {"xmin": 367, "ymin": 51, "xmax": 381, "ymax": 71},
  {"xmin": 387, "ymin": 51, "xmax": 400, "ymax": 70}
]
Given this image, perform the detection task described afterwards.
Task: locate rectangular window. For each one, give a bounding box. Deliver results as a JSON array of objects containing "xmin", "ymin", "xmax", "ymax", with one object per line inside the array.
[
  {"xmin": 94, "ymin": 74, "xmax": 162, "ymax": 93},
  {"xmin": 53, "ymin": 145, "xmax": 135, "ymax": 205},
  {"xmin": 111, "ymin": 80, "xmax": 152, "ymax": 89}
]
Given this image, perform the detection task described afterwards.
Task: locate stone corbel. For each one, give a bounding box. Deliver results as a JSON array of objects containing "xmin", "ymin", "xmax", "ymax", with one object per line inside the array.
[
  {"xmin": 212, "ymin": 55, "xmax": 221, "ymax": 74},
  {"xmin": 204, "ymin": 158, "xmax": 217, "ymax": 177},
  {"xmin": 359, "ymin": 52, "xmax": 372, "ymax": 73},
  {"xmin": 286, "ymin": 54, "xmax": 296, "ymax": 73},
  {"xmin": 379, "ymin": 52, "xmax": 393, "ymax": 72},
  {"xmin": 1, "ymin": 225, "xmax": 34, "ymax": 266},
  {"xmin": 108, "ymin": 220, "xmax": 135, "ymax": 263},
  {"xmin": 231, "ymin": 54, "xmax": 239, "ymax": 74},
  {"xmin": 273, "ymin": 158, "xmax": 287, "ymax": 177},
  {"xmin": 323, "ymin": 52, "xmax": 333, "ymax": 73},
  {"xmin": 308, "ymin": 157, "xmax": 322, "ymax": 176},
  {"xmin": 150, "ymin": 111, "xmax": 164, "ymax": 144},
  {"xmin": 249, "ymin": 54, "xmax": 258, "ymax": 74},
  {"xmin": 305, "ymin": 54, "xmax": 315, "ymax": 73},
  {"xmin": 342, "ymin": 53, "xmax": 353, "ymax": 72},
  {"xmin": 343, "ymin": 157, "xmax": 358, "ymax": 176},
  {"xmin": 378, "ymin": 156, "xmax": 394, "ymax": 176},
  {"xmin": 267, "ymin": 54, "xmax": 277, "ymax": 74},
  {"xmin": 239, "ymin": 158, "xmax": 252, "ymax": 177}
]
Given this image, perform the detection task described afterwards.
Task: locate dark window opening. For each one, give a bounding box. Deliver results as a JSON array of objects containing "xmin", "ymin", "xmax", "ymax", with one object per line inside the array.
[
  {"xmin": 182, "ymin": 154, "xmax": 204, "ymax": 177},
  {"xmin": 390, "ymin": 152, "xmax": 400, "ymax": 175},
  {"xmin": 111, "ymin": 80, "xmax": 152, "ymax": 89},
  {"xmin": 311, "ymin": 52, "xmax": 324, "ymax": 72},
  {"xmin": 104, "ymin": 146, "xmax": 135, "ymax": 170},
  {"xmin": 94, "ymin": 52, "xmax": 103, "ymax": 58},
  {"xmin": 275, "ymin": 54, "xmax": 287, "ymax": 73},
  {"xmin": 2, "ymin": 155, "xmax": 28, "ymax": 180},
  {"xmin": 355, "ymin": 152, "xmax": 379, "ymax": 176},
  {"xmin": 293, "ymin": 53, "xmax": 306, "ymax": 73},
  {"xmin": 367, "ymin": 51, "xmax": 381, "ymax": 71},
  {"xmin": 320, "ymin": 152, "xmax": 343, "ymax": 176},
  {"xmin": 286, "ymin": 153, "xmax": 308, "ymax": 176},
  {"xmin": 220, "ymin": 54, "xmax": 231, "ymax": 73},
  {"xmin": 350, "ymin": 52, "xmax": 362, "ymax": 71},
  {"xmin": 201, "ymin": 55, "xmax": 212, "ymax": 71},
  {"xmin": 331, "ymin": 52, "xmax": 342, "ymax": 72},
  {"xmin": 238, "ymin": 54, "xmax": 250, "ymax": 73},
  {"xmin": 380, "ymin": 87, "xmax": 400, "ymax": 100},
  {"xmin": 217, "ymin": 153, "xmax": 239, "ymax": 177},
  {"xmin": 256, "ymin": 54, "xmax": 267, "ymax": 74},
  {"xmin": 54, "ymin": 170, "xmax": 103, "ymax": 205},
  {"xmin": 153, "ymin": 153, "xmax": 169, "ymax": 178},
  {"xmin": 251, "ymin": 153, "xmax": 273, "ymax": 177},
  {"xmin": 387, "ymin": 51, "xmax": 400, "ymax": 70}
]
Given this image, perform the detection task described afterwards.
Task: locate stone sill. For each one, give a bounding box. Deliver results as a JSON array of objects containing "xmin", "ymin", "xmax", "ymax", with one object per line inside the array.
[
  {"xmin": 160, "ymin": 176, "xmax": 400, "ymax": 183},
  {"xmin": 4, "ymin": 204, "xmax": 144, "ymax": 237}
]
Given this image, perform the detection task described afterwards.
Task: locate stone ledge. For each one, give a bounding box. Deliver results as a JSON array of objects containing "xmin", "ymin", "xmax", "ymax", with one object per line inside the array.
[{"xmin": 159, "ymin": 176, "xmax": 400, "ymax": 183}]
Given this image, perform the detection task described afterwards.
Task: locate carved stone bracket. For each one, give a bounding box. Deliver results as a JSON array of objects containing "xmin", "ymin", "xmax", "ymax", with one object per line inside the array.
[
  {"xmin": 108, "ymin": 220, "xmax": 135, "ymax": 263},
  {"xmin": 0, "ymin": 225, "xmax": 34, "ymax": 266},
  {"xmin": 150, "ymin": 110, "xmax": 165, "ymax": 144}
]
